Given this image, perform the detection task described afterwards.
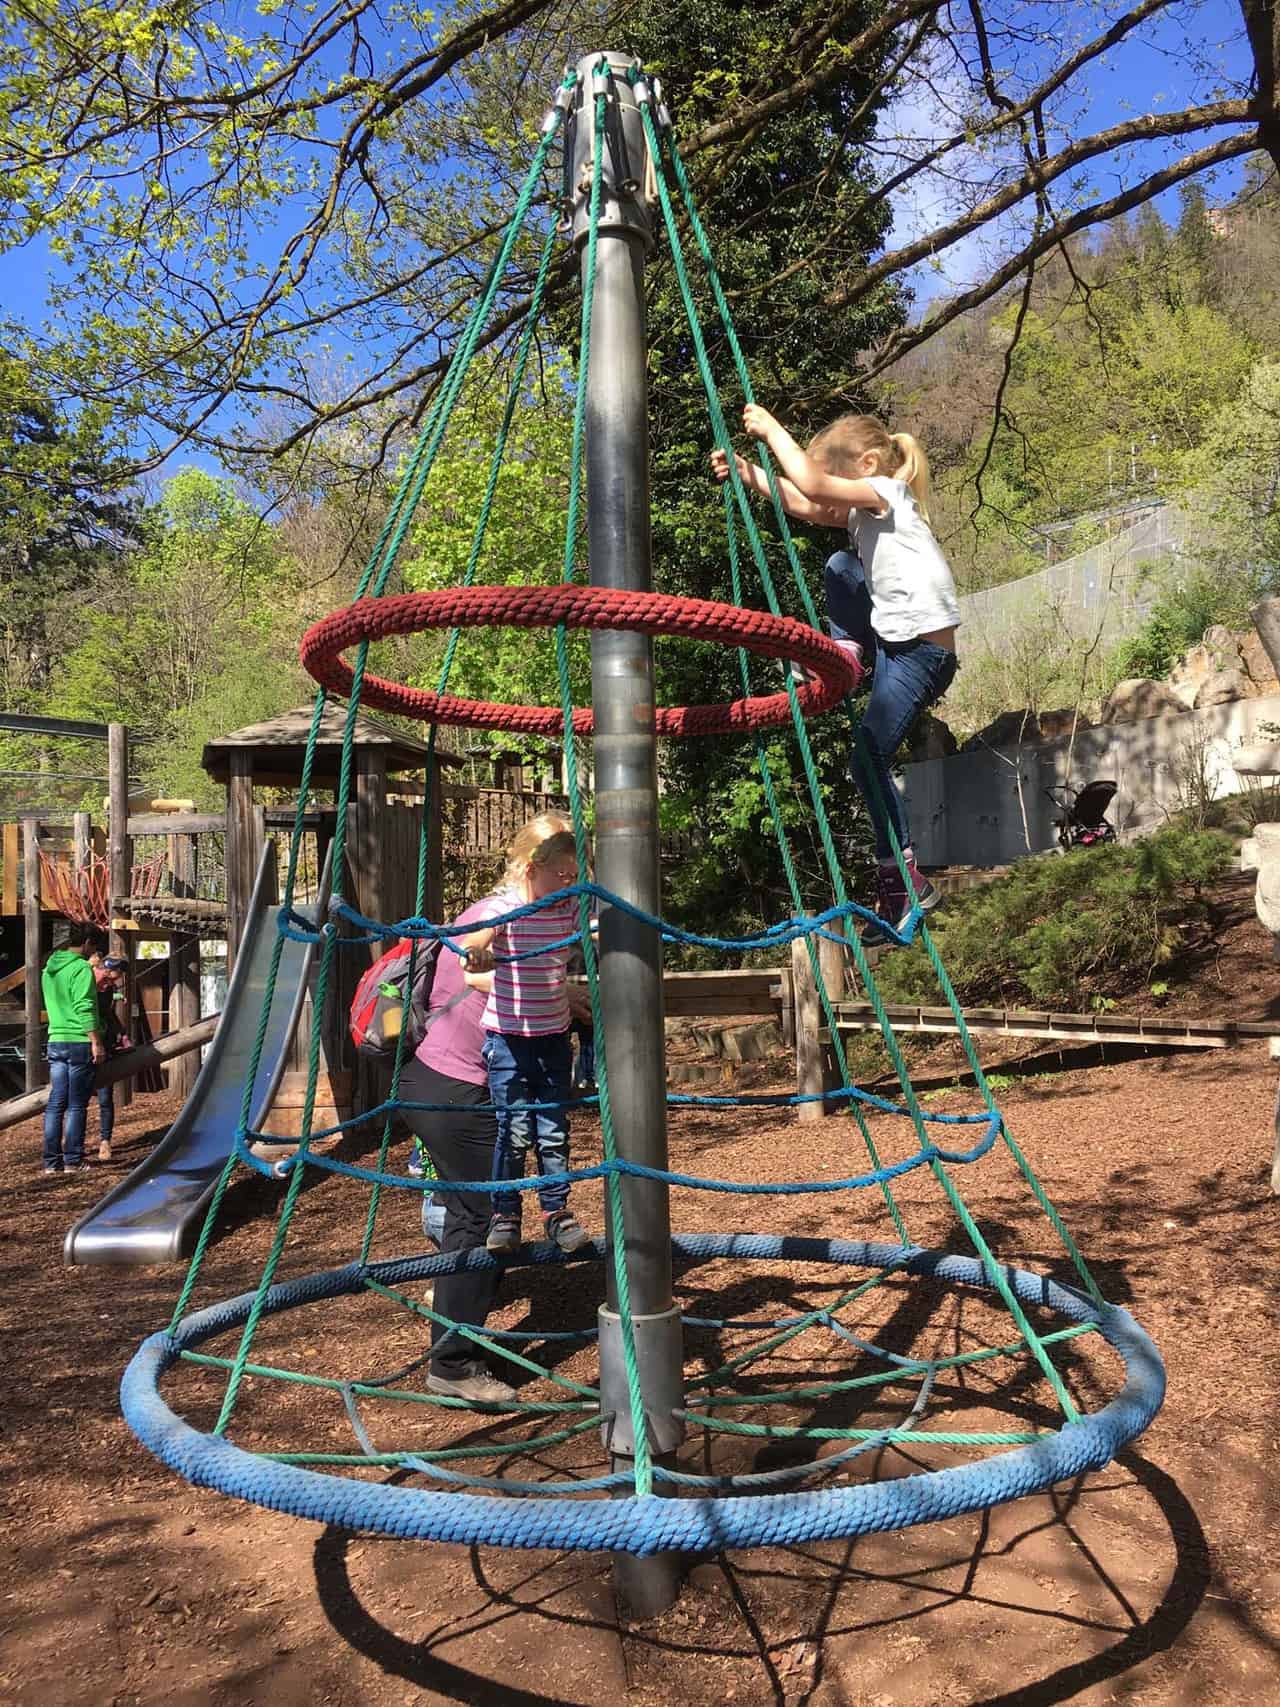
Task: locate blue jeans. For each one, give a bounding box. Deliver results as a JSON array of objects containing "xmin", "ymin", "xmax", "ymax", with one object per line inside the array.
[
  {"xmin": 483, "ymin": 1030, "xmax": 573, "ymax": 1218},
  {"xmin": 43, "ymin": 1042, "xmax": 96, "ymax": 1169},
  {"xmin": 825, "ymin": 550, "xmax": 958, "ymax": 861},
  {"xmin": 96, "ymin": 1082, "xmax": 115, "ymax": 1145},
  {"xmin": 572, "ymin": 1019, "xmax": 595, "ymax": 1087}
]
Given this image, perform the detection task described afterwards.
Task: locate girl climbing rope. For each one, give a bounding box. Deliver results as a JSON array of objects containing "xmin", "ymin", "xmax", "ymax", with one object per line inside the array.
[{"xmin": 713, "ymin": 404, "xmax": 960, "ymax": 946}]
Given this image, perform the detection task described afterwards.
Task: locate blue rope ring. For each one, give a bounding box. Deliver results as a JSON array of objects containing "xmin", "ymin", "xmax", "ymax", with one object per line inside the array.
[{"xmin": 122, "ymin": 1235, "xmax": 1164, "ymax": 1554}]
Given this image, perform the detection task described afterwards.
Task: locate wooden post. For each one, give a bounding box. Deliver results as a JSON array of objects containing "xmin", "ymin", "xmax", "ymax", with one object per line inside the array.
[
  {"xmin": 777, "ymin": 964, "xmax": 795, "ymax": 1051},
  {"xmin": 353, "ymin": 748, "xmax": 387, "ymax": 1115},
  {"xmin": 2, "ymin": 821, "xmax": 18, "ymax": 917},
  {"xmin": 354, "ymin": 747, "xmax": 387, "ymax": 954},
  {"xmin": 791, "ymin": 919, "xmax": 850, "ymax": 1123},
  {"xmin": 427, "ymin": 759, "xmax": 445, "ymax": 922},
  {"xmin": 791, "ymin": 937, "xmax": 826, "ymax": 1124},
  {"xmin": 168, "ymin": 832, "xmax": 200, "ymax": 1102},
  {"xmin": 818, "ymin": 916, "xmax": 849, "ymax": 1009},
  {"xmin": 72, "ymin": 811, "xmax": 91, "ymax": 874},
  {"xmin": 108, "ymin": 724, "xmax": 133, "ymax": 1108},
  {"xmin": 225, "ymin": 751, "xmax": 263, "ymax": 972},
  {"xmin": 23, "ymin": 818, "xmax": 43, "ymax": 1092}
]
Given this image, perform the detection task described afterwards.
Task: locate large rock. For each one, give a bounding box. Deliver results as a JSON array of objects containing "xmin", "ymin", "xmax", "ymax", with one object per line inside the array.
[
  {"xmin": 1203, "ymin": 623, "xmax": 1238, "ymax": 657},
  {"xmin": 1241, "ymin": 630, "xmax": 1280, "ymax": 694},
  {"xmin": 1254, "ymin": 822, "xmax": 1280, "ymax": 934},
  {"xmin": 1099, "ymin": 678, "xmax": 1187, "ymax": 724},
  {"xmin": 1037, "ymin": 706, "xmax": 1091, "ymax": 741},
  {"xmin": 908, "ymin": 713, "xmax": 958, "ymax": 761},
  {"xmin": 1194, "ymin": 667, "xmax": 1250, "ymax": 708},
  {"xmin": 1167, "ymin": 641, "xmax": 1218, "ymax": 707},
  {"xmin": 961, "ymin": 709, "xmax": 1039, "ymax": 751}
]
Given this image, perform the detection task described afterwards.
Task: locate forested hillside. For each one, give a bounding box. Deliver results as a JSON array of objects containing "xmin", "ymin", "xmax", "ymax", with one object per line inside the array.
[
  {"xmin": 3, "ymin": 0, "xmax": 1279, "ymax": 923},
  {"xmin": 908, "ymin": 164, "xmax": 1280, "ymax": 594}
]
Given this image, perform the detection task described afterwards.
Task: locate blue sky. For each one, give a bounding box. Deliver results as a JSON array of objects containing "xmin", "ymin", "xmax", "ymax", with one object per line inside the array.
[{"xmin": 0, "ymin": 0, "xmax": 1259, "ymax": 475}]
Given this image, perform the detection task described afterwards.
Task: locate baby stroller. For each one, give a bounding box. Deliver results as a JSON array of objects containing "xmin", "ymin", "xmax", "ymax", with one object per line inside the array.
[{"xmin": 1045, "ymin": 779, "xmax": 1117, "ymax": 851}]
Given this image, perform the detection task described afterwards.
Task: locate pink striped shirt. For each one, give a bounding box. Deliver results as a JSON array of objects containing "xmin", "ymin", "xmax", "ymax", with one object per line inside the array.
[{"xmin": 480, "ymin": 884, "xmax": 580, "ymax": 1037}]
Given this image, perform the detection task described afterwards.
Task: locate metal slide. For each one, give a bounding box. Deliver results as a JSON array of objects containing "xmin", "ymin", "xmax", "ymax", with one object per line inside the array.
[{"xmin": 66, "ymin": 841, "xmax": 327, "ymax": 1265}]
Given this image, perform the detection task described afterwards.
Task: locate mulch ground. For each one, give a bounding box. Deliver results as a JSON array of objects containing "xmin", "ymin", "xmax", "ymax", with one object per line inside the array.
[{"xmin": 2, "ymin": 878, "xmax": 1279, "ymax": 1706}]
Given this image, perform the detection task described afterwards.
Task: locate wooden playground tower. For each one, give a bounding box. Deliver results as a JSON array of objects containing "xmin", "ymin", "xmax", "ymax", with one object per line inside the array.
[{"xmin": 0, "ymin": 706, "xmax": 547, "ymax": 1126}]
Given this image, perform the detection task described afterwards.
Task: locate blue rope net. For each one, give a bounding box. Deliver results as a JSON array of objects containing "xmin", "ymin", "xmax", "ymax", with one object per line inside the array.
[{"xmin": 122, "ymin": 59, "xmax": 1164, "ymax": 1554}]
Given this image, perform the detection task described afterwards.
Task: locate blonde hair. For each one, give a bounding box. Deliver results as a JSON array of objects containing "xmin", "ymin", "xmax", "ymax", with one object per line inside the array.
[
  {"xmin": 808, "ymin": 414, "xmax": 932, "ymax": 519},
  {"xmin": 503, "ymin": 813, "xmax": 579, "ymax": 885}
]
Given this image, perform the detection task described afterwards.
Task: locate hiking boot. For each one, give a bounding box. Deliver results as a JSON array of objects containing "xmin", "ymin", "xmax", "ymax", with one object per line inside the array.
[
  {"xmin": 98, "ymin": 1141, "xmax": 112, "ymax": 1163},
  {"xmin": 485, "ymin": 1214, "xmax": 522, "ymax": 1254},
  {"xmin": 544, "ymin": 1209, "xmax": 590, "ymax": 1253},
  {"xmin": 426, "ymin": 1368, "xmax": 517, "ymax": 1404}
]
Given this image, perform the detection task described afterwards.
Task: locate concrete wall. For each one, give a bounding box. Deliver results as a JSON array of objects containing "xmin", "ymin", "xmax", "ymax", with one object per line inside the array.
[{"xmin": 902, "ymin": 693, "xmax": 1280, "ymax": 867}]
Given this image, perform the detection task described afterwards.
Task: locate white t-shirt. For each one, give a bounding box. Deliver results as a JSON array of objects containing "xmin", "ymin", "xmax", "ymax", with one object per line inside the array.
[{"xmin": 848, "ymin": 477, "xmax": 961, "ymax": 643}]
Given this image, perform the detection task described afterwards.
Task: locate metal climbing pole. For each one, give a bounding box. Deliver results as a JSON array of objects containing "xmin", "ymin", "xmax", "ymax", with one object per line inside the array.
[{"xmin": 567, "ymin": 54, "xmax": 685, "ymax": 1618}]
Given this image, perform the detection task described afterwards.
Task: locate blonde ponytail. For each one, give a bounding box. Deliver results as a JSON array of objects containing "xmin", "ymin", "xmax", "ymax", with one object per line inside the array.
[
  {"xmin": 808, "ymin": 413, "xmax": 933, "ymax": 520},
  {"xmin": 890, "ymin": 431, "xmax": 931, "ymax": 520}
]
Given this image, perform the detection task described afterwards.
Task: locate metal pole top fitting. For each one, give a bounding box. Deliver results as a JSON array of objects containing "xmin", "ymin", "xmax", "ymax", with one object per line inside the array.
[{"xmin": 563, "ymin": 52, "xmax": 656, "ymax": 251}]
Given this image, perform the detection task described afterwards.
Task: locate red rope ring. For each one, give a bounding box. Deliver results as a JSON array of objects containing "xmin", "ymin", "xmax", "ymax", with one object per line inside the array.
[{"xmin": 300, "ymin": 584, "xmax": 857, "ymax": 737}]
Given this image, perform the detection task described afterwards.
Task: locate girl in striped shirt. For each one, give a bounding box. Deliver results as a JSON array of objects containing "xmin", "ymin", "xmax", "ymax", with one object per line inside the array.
[{"xmin": 460, "ymin": 816, "xmax": 593, "ymax": 1254}]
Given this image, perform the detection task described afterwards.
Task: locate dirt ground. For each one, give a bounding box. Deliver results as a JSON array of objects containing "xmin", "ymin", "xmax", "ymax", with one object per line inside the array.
[{"xmin": 3, "ymin": 886, "xmax": 1280, "ymax": 1705}]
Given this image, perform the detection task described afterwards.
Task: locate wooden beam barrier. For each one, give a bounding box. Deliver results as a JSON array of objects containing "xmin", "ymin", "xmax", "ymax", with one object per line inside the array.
[
  {"xmin": 127, "ymin": 812, "xmax": 225, "ymax": 837},
  {"xmin": 0, "ymin": 1013, "xmax": 219, "ymax": 1134},
  {"xmin": 829, "ymin": 1001, "xmax": 1273, "ymax": 1051}
]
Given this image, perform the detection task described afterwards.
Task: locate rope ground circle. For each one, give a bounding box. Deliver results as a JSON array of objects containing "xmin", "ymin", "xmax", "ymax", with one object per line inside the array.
[
  {"xmin": 299, "ymin": 584, "xmax": 859, "ymax": 736},
  {"xmin": 122, "ymin": 1234, "xmax": 1165, "ymax": 1555}
]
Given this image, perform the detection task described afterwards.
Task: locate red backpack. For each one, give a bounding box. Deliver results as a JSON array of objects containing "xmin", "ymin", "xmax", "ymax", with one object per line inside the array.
[{"xmin": 349, "ymin": 936, "xmax": 462, "ymax": 1064}]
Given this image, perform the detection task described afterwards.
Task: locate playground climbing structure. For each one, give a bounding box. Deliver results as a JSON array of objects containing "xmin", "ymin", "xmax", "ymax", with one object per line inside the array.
[{"xmin": 122, "ymin": 57, "xmax": 1164, "ymax": 1613}]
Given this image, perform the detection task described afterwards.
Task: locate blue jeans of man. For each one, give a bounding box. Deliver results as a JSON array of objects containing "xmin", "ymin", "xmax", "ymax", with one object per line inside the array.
[
  {"xmin": 43, "ymin": 1041, "xmax": 96, "ymax": 1169},
  {"xmin": 825, "ymin": 550, "xmax": 958, "ymax": 861},
  {"xmin": 483, "ymin": 1030, "xmax": 573, "ymax": 1219},
  {"xmin": 571, "ymin": 1019, "xmax": 595, "ymax": 1087},
  {"xmin": 96, "ymin": 1082, "xmax": 115, "ymax": 1145}
]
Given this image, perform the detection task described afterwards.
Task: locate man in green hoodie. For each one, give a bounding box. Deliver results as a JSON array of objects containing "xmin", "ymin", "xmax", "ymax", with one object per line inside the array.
[{"xmin": 41, "ymin": 923, "xmax": 109, "ymax": 1175}]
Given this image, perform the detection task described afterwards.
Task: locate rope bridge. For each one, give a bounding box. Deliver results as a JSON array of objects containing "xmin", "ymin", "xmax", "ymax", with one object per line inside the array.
[{"xmin": 122, "ymin": 57, "xmax": 1163, "ymax": 1558}]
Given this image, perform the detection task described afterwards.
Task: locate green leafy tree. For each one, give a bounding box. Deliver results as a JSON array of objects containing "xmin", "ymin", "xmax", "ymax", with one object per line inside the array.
[
  {"xmin": 0, "ymin": 350, "xmax": 138, "ymax": 706},
  {"xmin": 44, "ymin": 467, "xmax": 309, "ymax": 803},
  {"xmin": 609, "ymin": 0, "xmax": 908, "ymax": 933},
  {"xmin": 399, "ymin": 358, "xmax": 589, "ymax": 771}
]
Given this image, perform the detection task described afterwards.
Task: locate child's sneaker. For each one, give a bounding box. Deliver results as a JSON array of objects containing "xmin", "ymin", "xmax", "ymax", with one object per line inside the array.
[
  {"xmin": 544, "ymin": 1209, "xmax": 590, "ymax": 1253},
  {"xmin": 860, "ymin": 857, "xmax": 941, "ymax": 948},
  {"xmin": 859, "ymin": 865, "xmax": 907, "ymax": 948},
  {"xmin": 485, "ymin": 1214, "xmax": 522, "ymax": 1254}
]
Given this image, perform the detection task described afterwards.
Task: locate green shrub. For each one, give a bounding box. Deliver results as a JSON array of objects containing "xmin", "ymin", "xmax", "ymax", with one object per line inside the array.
[
  {"xmin": 875, "ymin": 827, "xmax": 1234, "ymax": 1010},
  {"xmin": 1112, "ymin": 568, "xmax": 1253, "ymax": 681}
]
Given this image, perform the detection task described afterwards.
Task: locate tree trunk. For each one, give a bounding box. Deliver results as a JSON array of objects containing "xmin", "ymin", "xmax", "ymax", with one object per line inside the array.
[{"xmin": 1239, "ymin": 0, "xmax": 1280, "ymax": 176}]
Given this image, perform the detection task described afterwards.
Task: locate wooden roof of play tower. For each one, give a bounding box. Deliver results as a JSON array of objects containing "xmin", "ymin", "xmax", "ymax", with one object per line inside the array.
[{"xmin": 200, "ymin": 704, "xmax": 457, "ymax": 788}]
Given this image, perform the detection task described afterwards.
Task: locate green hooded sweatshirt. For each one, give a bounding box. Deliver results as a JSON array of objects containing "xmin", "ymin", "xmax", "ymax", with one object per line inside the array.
[{"xmin": 42, "ymin": 948, "xmax": 100, "ymax": 1044}]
